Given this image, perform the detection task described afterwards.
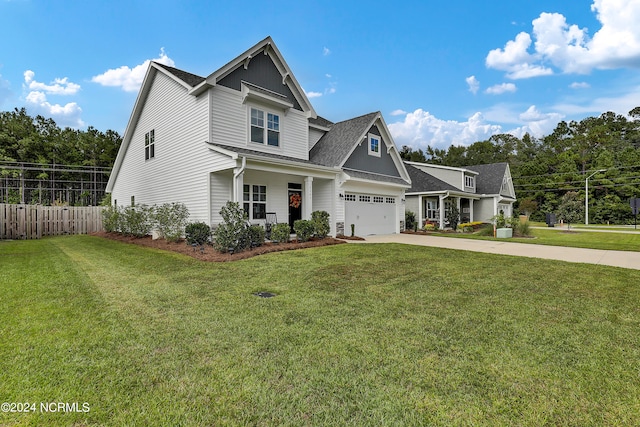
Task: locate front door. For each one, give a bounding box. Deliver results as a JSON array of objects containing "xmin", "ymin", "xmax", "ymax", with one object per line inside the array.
[{"xmin": 288, "ymin": 184, "xmax": 302, "ymax": 232}]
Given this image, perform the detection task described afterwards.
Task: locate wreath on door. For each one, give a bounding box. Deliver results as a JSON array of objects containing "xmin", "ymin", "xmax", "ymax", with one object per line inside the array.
[{"xmin": 289, "ymin": 193, "xmax": 301, "ymax": 208}]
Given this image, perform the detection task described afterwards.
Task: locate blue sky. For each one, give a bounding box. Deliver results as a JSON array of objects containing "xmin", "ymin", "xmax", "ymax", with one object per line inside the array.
[{"xmin": 1, "ymin": 0, "xmax": 640, "ymax": 151}]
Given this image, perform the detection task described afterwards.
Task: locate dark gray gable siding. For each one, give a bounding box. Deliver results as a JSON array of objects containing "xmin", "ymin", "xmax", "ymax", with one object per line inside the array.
[
  {"xmin": 342, "ymin": 125, "xmax": 400, "ymax": 177},
  {"xmin": 217, "ymin": 53, "xmax": 302, "ymax": 111}
]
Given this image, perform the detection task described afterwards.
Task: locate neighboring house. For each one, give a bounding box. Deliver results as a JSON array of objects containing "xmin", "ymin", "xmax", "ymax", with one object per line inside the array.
[
  {"xmin": 106, "ymin": 37, "xmax": 411, "ymax": 236},
  {"xmin": 404, "ymin": 161, "xmax": 516, "ymax": 228}
]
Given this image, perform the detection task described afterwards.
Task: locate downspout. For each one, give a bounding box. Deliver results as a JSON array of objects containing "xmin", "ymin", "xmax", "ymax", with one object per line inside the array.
[{"xmin": 233, "ymin": 156, "xmax": 246, "ymax": 202}]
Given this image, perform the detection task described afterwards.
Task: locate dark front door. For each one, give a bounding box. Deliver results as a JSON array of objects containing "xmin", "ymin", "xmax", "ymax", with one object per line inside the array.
[{"xmin": 288, "ymin": 190, "xmax": 302, "ymax": 231}]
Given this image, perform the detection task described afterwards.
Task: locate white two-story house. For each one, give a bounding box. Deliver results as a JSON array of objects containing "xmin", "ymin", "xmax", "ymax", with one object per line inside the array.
[
  {"xmin": 404, "ymin": 161, "xmax": 516, "ymax": 228},
  {"xmin": 106, "ymin": 37, "xmax": 411, "ymax": 236}
]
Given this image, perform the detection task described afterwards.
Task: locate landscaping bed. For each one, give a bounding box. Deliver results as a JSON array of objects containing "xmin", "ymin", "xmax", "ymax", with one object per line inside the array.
[{"xmin": 92, "ymin": 231, "xmax": 346, "ymax": 262}]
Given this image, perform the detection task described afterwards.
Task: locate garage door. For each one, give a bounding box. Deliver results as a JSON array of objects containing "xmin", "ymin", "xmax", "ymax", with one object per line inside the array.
[{"xmin": 345, "ymin": 193, "xmax": 397, "ymax": 236}]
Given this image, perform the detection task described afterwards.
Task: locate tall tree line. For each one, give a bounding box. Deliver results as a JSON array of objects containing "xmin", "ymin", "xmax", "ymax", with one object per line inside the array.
[
  {"xmin": 0, "ymin": 108, "xmax": 122, "ymax": 205},
  {"xmin": 400, "ymin": 107, "xmax": 640, "ymax": 224}
]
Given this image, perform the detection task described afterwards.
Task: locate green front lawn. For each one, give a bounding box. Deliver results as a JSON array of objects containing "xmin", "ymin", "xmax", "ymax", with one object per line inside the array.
[
  {"xmin": 433, "ymin": 227, "xmax": 640, "ymax": 252},
  {"xmin": 2, "ymin": 236, "xmax": 640, "ymax": 425}
]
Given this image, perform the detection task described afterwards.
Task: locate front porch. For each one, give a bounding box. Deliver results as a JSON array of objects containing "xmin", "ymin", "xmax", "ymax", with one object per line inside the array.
[{"xmin": 416, "ymin": 193, "xmax": 479, "ymax": 229}]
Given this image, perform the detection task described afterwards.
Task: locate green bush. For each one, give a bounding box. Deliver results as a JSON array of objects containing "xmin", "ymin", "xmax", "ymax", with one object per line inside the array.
[
  {"xmin": 446, "ymin": 204, "xmax": 460, "ymax": 231},
  {"xmin": 153, "ymin": 202, "xmax": 190, "ymax": 242},
  {"xmin": 213, "ymin": 202, "xmax": 250, "ymax": 253},
  {"xmin": 294, "ymin": 219, "xmax": 314, "ymax": 242},
  {"xmin": 185, "ymin": 222, "xmax": 211, "ymax": 245},
  {"xmin": 311, "ymin": 210, "xmax": 330, "ymax": 238},
  {"xmin": 248, "ymin": 225, "xmax": 265, "ymax": 247},
  {"xmin": 271, "ymin": 223, "xmax": 291, "ymax": 244},
  {"xmin": 515, "ymin": 220, "xmax": 532, "ymax": 237},
  {"xmin": 405, "ymin": 210, "xmax": 417, "ymax": 231},
  {"xmin": 477, "ymin": 224, "xmax": 494, "ymax": 236},
  {"xmin": 102, "ymin": 204, "xmax": 121, "ymax": 233},
  {"xmin": 120, "ymin": 204, "xmax": 153, "ymax": 237}
]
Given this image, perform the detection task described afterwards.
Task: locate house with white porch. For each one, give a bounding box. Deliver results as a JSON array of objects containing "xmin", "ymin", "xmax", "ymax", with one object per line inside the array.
[
  {"xmin": 404, "ymin": 161, "xmax": 516, "ymax": 228},
  {"xmin": 106, "ymin": 37, "xmax": 411, "ymax": 236}
]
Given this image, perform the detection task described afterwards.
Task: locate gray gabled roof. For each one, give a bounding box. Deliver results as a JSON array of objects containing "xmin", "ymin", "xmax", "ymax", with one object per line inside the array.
[
  {"xmin": 467, "ymin": 163, "xmax": 508, "ymax": 195},
  {"xmin": 154, "ymin": 62, "xmax": 206, "ymax": 87},
  {"xmin": 309, "ymin": 115, "xmax": 334, "ymax": 129},
  {"xmin": 309, "ymin": 112, "xmax": 378, "ymax": 167},
  {"xmin": 405, "ymin": 164, "xmax": 459, "ymax": 193}
]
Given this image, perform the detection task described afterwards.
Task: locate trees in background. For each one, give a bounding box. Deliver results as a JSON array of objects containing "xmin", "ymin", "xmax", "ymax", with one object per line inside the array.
[
  {"xmin": 399, "ymin": 108, "xmax": 640, "ymax": 224},
  {"xmin": 0, "ymin": 108, "xmax": 121, "ymax": 205}
]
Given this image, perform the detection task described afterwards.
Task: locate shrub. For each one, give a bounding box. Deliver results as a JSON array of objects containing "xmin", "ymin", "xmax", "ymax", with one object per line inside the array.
[
  {"xmin": 248, "ymin": 225, "xmax": 265, "ymax": 247},
  {"xmin": 294, "ymin": 219, "xmax": 314, "ymax": 242},
  {"xmin": 405, "ymin": 210, "xmax": 417, "ymax": 231},
  {"xmin": 311, "ymin": 210, "xmax": 330, "ymax": 238},
  {"xmin": 271, "ymin": 223, "xmax": 291, "ymax": 244},
  {"xmin": 515, "ymin": 220, "xmax": 532, "ymax": 237},
  {"xmin": 120, "ymin": 204, "xmax": 153, "ymax": 237},
  {"xmin": 424, "ymin": 223, "xmax": 436, "ymax": 232},
  {"xmin": 102, "ymin": 204, "xmax": 121, "ymax": 233},
  {"xmin": 185, "ymin": 222, "xmax": 211, "ymax": 245},
  {"xmin": 477, "ymin": 223, "xmax": 495, "ymax": 236},
  {"xmin": 213, "ymin": 201, "xmax": 250, "ymax": 253},
  {"xmin": 446, "ymin": 204, "xmax": 460, "ymax": 231},
  {"xmin": 153, "ymin": 202, "xmax": 190, "ymax": 242}
]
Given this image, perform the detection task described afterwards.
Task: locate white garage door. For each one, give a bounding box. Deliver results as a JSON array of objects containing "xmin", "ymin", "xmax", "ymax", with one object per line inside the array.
[{"xmin": 345, "ymin": 194, "xmax": 397, "ymax": 236}]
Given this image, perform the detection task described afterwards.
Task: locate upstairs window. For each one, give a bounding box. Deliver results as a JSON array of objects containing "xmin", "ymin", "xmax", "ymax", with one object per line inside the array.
[
  {"xmin": 465, "ymin": 175, "xmax": 475, "ymax": 189},
  {"xmin": 145, "ymin": 129, "xmax": 155, "ymax": 160},
  {"xmin": 250, "ymin": 107, "xmax": 279, "ymax": 147},
  {"xmin": 368, "ymin": 133, "xmax": 381, "ymax": 157}
]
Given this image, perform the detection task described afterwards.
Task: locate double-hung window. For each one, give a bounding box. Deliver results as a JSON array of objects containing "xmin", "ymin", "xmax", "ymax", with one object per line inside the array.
[
  {"xmin": 465, "ymin": 175, "xmax": 475, "ymax": 189},
  {"xmin": 145, "ymin": 129, "xmax": 155, "ymax": 160},
  {"xmin": 243, "ymin": 184, "xmax": 267, "ymax": 220},
  {"xmin": 250, "ymin": 107, "xmax": 279, "ymax": 147}
]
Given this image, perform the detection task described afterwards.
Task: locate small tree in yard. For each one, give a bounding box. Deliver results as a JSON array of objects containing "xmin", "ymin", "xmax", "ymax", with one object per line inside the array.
[
  {"xmin": 214, "ymin": 202, "xmax": 250, "ymax": 253},
  {"xmin": 557, "ymin": 191, "xmax": 584, "ymax": 231},
  {"xmin": 446, "ymin": 204, "xmax": 460, "ymax": 231}
]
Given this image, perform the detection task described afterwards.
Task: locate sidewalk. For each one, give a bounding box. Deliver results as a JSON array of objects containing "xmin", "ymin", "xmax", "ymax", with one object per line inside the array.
[{"xmin": 349, "ymin": 233, "xmax": 640, "ymax": 270}]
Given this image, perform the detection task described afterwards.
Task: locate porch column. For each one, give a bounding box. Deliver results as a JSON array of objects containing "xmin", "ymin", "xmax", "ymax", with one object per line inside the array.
[
  {"xmin": 439, "ymin": 194, "xmax": 445, "ymax": 229},
  {"xmin": 418, "ymin": 195, "xmax": 423, "ymax": 228},
  {"xmin": 232, "ymin": 169, "xmax": 244, "ymax": 203},
  {"xmin": 469, "ymin": 198, "xmax": 474, "ymax": 222},
  {"xmin": 304, "ymin": 176, "xmax": 313, "ymax": 220}
]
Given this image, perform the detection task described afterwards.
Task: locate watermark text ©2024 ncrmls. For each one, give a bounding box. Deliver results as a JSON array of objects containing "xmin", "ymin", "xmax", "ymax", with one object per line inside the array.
[{"xmin": 1, "ymin": 402, "xmax": 90, "ymax": 413}]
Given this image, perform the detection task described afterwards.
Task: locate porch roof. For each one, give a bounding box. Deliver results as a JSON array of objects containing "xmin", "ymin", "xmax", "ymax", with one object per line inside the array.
[
  {"xmin": 205, "ymin": 142, "xmax": 339, "ymax": 172},
  {"xmin": 343, "ymin": 168, "xmax": 411, "ymax": 186}
]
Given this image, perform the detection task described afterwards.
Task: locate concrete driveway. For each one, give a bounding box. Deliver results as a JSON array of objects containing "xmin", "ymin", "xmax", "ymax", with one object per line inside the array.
[{"xmin": 349, "ymin": 233, "xmax": 640, "ymax": 271}]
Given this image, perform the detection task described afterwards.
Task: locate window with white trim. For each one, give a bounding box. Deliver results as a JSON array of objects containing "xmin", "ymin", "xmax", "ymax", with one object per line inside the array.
[
  {"xmin": 359, "ymin": 195, "xmax": 371, "ymax": 203},
  {"xmin": 465, "ymin": 175, "xmax": 475, "ymax": 189},
  {"xmin": 243, "ymin": 184, "xmax": 267, "ymax": 220},
  {"xmin": 345, "ymin": 194, "xmax": 356, "ymax": 202},
  {"xmin": 373, "ymin": 196, "xmax": 384, "ymax": 203},
  {"xmin": 368, "ymin": 133, "xmax": 381, "ymax": 157},
  {"xmin": 250, "ymin": 107, "xmax": 279, "ymax": 147},
  {"xmin": 385, "ymin": 197, "xmax": 396, "ymax": 204},
  {"xmin": 145, "ymin": 129, "xmax": 155, "ymax": 160}
]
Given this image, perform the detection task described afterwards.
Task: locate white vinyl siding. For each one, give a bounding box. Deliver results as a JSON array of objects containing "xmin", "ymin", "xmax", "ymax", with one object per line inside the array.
[
  {"xmin": 308, "ymin": 128, "xmax": 326, "ymax": 150},
  {"xmin": 210, "ymin": 85, "xmax": 309, "ymax": 160},
  {"xmin": 110, "ymin": 70, "xmax": 210, "ymax": 223}
]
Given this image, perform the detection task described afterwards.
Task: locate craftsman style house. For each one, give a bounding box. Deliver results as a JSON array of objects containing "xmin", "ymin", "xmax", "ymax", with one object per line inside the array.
[
  {"xmin": 106, "ymin": 37, "xmax": 411, "ymax": 236},
  {"xmin": 404, "ymin": 161, "xmax": 516, "ymax": 229}
]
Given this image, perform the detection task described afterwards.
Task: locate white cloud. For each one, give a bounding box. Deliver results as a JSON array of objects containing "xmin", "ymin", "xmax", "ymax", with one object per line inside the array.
[
  {"xmin": 305, "ymin": 90, "xmax": 323, "ymax": 98},
  {"xmin": 388, "ymin": 109, "xmax": 503, "ymax": 150},
  {"xmin": 23, "ymin": 70, "xmax": 80, "ymax": 95},
  {"xmin": 325, "ymin": 73, "xmax": 332, "ymax": 78},
  {"xmin": 390, "ymin": 109, "xmax": 407, "ymax": 116},
  {"xmin": 24, "ymin": 90, "xmax": 84, "ymax": 128},
  {"xmin": 485, "ymin": 83, "xmax": 517, "ymax": 95},
  {"xmin": 486, "ymin": 0, "xmax": 640, "ymax": 78},
  {"xmin": 323, "ymin": 47, "xmax": 331, "ymax": 56},
  {"xmin": 466, "ymin": 75, "xmax": 480, "ymax": 94},
  {"xmin": 21, "ymin": 70, "xmax": 84, "ymax": 127},
  {"xmin": 570, "ymin": 81, "xmax": 590, "ymax": 89},
  {"xmin": 92, "ymin": 48, "xmax": 175, "ymax": 92}
]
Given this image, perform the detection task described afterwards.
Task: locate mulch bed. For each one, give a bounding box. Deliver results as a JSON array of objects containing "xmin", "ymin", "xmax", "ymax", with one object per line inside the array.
[
  {"xmin": 334, "ymin": 234, "xmax": 366, "ymax": 241},
  {"xmin": 92, "ymin": 232, "xmax": 347, "ymax": 262}
]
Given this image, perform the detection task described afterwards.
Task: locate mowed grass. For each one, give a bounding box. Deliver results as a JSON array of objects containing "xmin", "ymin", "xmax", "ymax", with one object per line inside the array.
[{"xmin": 1, "ymin": 236, "xmax": 640, "ymax": 426}]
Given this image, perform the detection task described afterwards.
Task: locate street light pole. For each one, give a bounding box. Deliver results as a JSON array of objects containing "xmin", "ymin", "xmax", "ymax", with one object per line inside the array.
[{"xmin": 585, "ymin": 169, "xmax": 606, "ymax": 226}]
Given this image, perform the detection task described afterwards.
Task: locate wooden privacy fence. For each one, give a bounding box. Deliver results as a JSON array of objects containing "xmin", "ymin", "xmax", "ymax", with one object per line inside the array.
[{"xmin": 0, "ymin": 204, "xmax": 105, "ymax": 239}]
